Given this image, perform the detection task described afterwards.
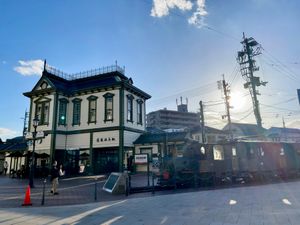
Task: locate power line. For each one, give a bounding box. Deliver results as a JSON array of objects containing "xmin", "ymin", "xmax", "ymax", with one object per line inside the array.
[
  {"xmin": 260, "ymin": 103, "xmax": 300, "ymax": 113},
  {"xmin": 262, "ymin": 48, "xmax": 299, "ymax": 81},
  {"xmin": 235, "ymin": 110, "xmax": 253, "ymax": 122},
  {"xmin": 203, "ymin": 25, "xmax": 240, "ymax": 42},
  {"xmin": 260, "ymin": 50, "xmax": 300, "ymax": 82}
]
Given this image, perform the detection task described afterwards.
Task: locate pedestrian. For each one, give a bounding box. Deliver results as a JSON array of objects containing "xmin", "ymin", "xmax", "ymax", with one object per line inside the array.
[
  {"xmin": 50, "ymin": 161, "xmax": 59, "ymax": 195},
  {"xmin": 3, "ymin": 161, "xmax": 8, "ymax": 176}
]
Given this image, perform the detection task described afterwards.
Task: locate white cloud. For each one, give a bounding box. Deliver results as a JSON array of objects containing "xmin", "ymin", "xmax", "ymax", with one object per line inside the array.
[
  {"xmin": 188, "ymin": 0, "xmax": 208, "ymax": 28},
  {"xmin": 151, "ymin": 0, "xmax": 208, "ymax": 28},
  {"xmin": 151, "ymin": 0, "xmax": 193, "ymax": 17},
  {"xmin": 14, "ymin": 59, "xmax": 44, "ymax": 76},
  {"xmin": 0, "ymin": 128, "xmax": 18, "ymax": 141}
]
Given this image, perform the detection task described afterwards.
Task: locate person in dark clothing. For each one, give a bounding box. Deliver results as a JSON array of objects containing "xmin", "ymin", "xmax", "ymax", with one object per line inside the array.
[
  {"xmin": 3, "ymin": 161, "xmax": 8, "ymax": 175},
  {"xmin": 50, "ymin": 161, "xmax": 59, "ymax": 195}
]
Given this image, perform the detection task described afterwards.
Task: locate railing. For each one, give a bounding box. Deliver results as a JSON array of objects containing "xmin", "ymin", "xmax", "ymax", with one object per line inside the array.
[{"xmin": 45, "ymin": 64, "xmax": 125, "ymax": 80}]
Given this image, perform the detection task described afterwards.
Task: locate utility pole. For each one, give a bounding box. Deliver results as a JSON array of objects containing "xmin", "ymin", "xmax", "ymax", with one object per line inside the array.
[
  {"xmin": 199, "ymin": 101, "xmax": 205, "ymax": 143},
  {"xmin": 21, "ymin": 110, "xmax": 29, "ymax": 137},
  {"xmin": 220, "ymin": 75, "xmax": 233, "ymax": 140},
  {"xmin": 237, "ymin": 33, "xmax": 267, "ymax": 129},
  {"xmin": 282, "ymin": 116, "xmax": 287, "ymax": 142}
]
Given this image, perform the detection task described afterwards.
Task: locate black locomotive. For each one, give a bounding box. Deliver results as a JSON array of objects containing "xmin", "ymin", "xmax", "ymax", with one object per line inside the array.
[{"xmin": 158, "ymin": 140, "xmax": 300, "ymax": 187}]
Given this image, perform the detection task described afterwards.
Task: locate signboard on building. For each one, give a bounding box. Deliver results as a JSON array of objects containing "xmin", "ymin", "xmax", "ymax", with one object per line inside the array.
[
  {"xmin": 134, "ymin": 154, "xmax": 148, "ymax": 164},
  {"xmin": 25, "ymin": 131, "xmax": 45, "ymax": 139},
  {"xmin": 36, "ymin": 131, "xmax": 45, "ymax": 138}
]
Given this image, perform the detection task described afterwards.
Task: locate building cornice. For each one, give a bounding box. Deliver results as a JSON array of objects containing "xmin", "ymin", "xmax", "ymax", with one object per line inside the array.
[{"xmin": 42, "ymin": 126, "xmax": 146, "ymax": 135}]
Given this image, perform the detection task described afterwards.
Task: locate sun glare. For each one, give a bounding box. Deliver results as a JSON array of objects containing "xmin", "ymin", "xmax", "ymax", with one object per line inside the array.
[{"xmin": 230, "ymin": 91, "xmax": 246, "ymax": 111}]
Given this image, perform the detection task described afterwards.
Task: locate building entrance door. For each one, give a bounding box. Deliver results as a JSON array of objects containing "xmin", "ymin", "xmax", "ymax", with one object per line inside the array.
[{"xmin": 93, "ymin": 148, "xmax": 118, "ymax": 174}]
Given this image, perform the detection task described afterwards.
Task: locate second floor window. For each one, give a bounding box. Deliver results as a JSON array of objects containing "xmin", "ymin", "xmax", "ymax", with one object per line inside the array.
[
  {"xmin": 72, "ymin": 98, "xmax": 82, "ymax": 125},
  {"xmin": 35, "ymin": 99, "xmax": 50, "ymax": 125},
  {"xmin": 137, "ymin": 99, "xmax": 143, "ymax": 124},
  {"xmin": 58, "ymin": 99, "xmax": 68, "ymax": 125},
  {"xmin": 87, "ymin": 95, "xmax": 98, "ymax": 124},
  {"xmin": 127, "ymin": 94, "xmax": 134, "ymax": 122},
  {"xmin": 103, "ymin": 93, "xmax": 114, "ymax": 121}
]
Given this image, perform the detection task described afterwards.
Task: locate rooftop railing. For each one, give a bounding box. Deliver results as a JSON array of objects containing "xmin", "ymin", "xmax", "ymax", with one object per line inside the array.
[{"xmin": 45, "ymin": 64, "xmax": 125, "ymax": 80}]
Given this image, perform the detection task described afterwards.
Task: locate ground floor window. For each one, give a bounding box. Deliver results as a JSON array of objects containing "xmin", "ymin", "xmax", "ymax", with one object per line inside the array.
[{"xmin": 93, "ymin": 148, "xmax": 118, "ymax": 174}]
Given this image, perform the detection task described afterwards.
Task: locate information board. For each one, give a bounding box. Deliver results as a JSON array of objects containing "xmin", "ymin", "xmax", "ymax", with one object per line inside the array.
[
  {"xmin": 103, "ymin": 173, "xmax": 121, "ymax": 193},
  {"xmin": 134, "ymin": 154, "xmax": 148, "ymax": 164}
]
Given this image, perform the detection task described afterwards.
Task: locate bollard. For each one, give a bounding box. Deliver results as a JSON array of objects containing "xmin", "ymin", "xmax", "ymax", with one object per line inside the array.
[
  {"xmin": 152, "ymin": 172, "xmax": 155, "ymax": 195},
  {"xmin": 125, "ymin": 175, "xmax": 129, "ymax": 197},
  {"xmin": 128, "ymin": 174, "xmax": 131, "ymax": 190},
  {"xmin": 94, "ymin": 177, "xmax": 98, "ymax": 201},
  {"xmin": 41, "ymin": 178, "xmax": 46, "ymax": 205}
]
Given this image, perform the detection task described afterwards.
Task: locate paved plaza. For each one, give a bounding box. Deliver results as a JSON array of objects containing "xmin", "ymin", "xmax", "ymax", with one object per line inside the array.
[{"xmin": 1, "ymin": 177, "xmax": 300, "ymax": 224}]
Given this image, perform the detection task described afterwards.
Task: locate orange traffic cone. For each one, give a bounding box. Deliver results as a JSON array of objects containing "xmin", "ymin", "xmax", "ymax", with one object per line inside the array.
[{"xmin": 22, "ymin": 185, "xmax": 32, "ymax": 206}]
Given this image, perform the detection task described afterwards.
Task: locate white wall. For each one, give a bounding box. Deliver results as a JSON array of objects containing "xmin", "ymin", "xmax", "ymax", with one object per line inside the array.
[
  {"xmin": 135, "ymin": 144, "xmax": 159, "ymax": 155},
  {"xmin": 124, "ymin": 131, "xmax": 142, "ymax": 147},
  {"xmin": 65, "ymin": 133, "xmax": 90, "ymax": 149},
  {"xmin": 28, "ymin": 133, "xmax": 52, "ymax": 152},
  {"xmin": 56, "ymin": 89, "xmax": 120, "ymax": 132},
  {"xmin": 124, "ymin": 90, "xmax": 146, "ymax": 131},
  {"xmin": 134, "ymin": 144, "xmax": 159, "ymax": 172}
]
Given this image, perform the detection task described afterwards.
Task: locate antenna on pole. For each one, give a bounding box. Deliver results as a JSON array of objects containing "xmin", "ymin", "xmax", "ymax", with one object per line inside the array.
[
  {"xmin": 220, "ymin": 74, "xmax": 233, "ymax": 140},
  {"xmin": 199, "ymin": 101, "xmax": 205, "ymax": 143},
  {"xmin": 21, "ymin": 110, "xmax": 29, "ymax": 137},
  {"xmin": 237, "ymin": 33, "xmax": 266, "ymax": 129}
]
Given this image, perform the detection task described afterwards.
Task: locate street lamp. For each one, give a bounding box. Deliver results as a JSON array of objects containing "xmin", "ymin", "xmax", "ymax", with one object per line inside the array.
[{"xmin": 29, "ymin": 117, "xmax": 39, "ymax": 188}]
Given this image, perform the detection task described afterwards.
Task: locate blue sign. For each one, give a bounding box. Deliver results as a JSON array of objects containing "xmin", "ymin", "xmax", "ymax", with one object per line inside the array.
[{"xmin": 298, "ymin": 89, "xmax": 300, "ymax": 104}]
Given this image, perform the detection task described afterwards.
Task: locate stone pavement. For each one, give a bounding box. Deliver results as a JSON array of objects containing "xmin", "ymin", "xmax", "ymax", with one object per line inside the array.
[
  {"xmin": 1, "ymin": 180, "xmax": 300, "ymax": 224},
  {"xmin": 0, "ymin": 175, "xmax": 123, "ymax": 207},
  {"xmin": 0, "ymin": 173, "xmax": 161, "ymax": 208}
]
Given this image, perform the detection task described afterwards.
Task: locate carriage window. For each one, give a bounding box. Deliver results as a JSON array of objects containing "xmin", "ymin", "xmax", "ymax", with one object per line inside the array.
[
  {"xmin": 232, "ymin": 147, "xmax": 237, "ymax": 156},
  {"xmin": 200, "ymin": 146, "xmax": 205, "ymax": 155},
  {"xmin": 280, "ymin": 148, "xmax": 285, "ymax": 156},
  {"xmin": 247, "ymin": 148, "xmax": 255, "ymax": 159},
  {"xmin": 260, "ymin": 147, "xmax": 264, "ymax": 156},
  {"xmin": 213, "ymin": 145, "xmax": 224, "ymax": 160}
]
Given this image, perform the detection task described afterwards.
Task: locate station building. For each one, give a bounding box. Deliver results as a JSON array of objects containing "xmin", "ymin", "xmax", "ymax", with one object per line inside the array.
[{"xmin": 23, "ymin": 62, "xmax": 151, "ymax": 175}]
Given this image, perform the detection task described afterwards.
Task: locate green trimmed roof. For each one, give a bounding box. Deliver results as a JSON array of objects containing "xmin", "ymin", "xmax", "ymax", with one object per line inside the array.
[
  {"xmin": 0, "ymin": 136, "xmax": 27, "ymax": 153},
  {"xmin": 24, "ymin": 67, "xmax": 151, "ymax": 99},
  {"xmin": 134, "ymin": 131, "xmax": 188, "ymax": 144}
]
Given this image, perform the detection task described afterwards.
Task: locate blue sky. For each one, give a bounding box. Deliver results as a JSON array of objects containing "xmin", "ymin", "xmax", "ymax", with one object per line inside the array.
[{"xmin": 0, "ymin": 0, "xmax": 300, "ymax": 140}]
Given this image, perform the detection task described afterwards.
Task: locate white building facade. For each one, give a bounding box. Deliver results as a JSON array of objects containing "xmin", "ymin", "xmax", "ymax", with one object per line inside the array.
[{"xmin": 24, "ymin": 63, "xmax": 151, "ymax": 175}]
